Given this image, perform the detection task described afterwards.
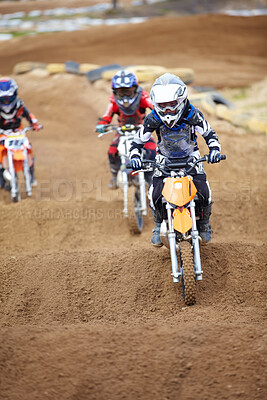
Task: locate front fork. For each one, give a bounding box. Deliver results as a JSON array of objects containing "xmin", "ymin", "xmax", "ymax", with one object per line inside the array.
[
  {"xmin": 138, "ymin": 170, "xmax": 147, "ymax": 215},
  {"xmin": 166, "ymin": 204, "xmax": 181, "ymax": 283},
  {"xmin": 23, "ymin": 149, "xmax": 32, "ymax": 196},
  {"xmin": 167, "ymin": 200, "xmax": 203, "ymax": 283},
  {"xmin": 7, "ymin": 149, "xmax": 18, "ymax": 199},
  {"xmin": 8, "ymin": 149, "xmax": 32, "ymax": 198},
  {"xmin": 189, "ymin": 199, "xmax": 203, "ymax": 281},
  {"xmin": 121, "ymin": 157, "xmax": 147, "ymax": 218},
  {"xmin": 121, "ymin": 155, "xmax": 129, "ymax": 217}
]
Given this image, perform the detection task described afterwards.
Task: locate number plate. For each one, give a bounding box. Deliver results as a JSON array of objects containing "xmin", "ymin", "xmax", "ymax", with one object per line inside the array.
[{"xmin": 5, "ymin": 136, "xmax": 29, "ymax": 151}]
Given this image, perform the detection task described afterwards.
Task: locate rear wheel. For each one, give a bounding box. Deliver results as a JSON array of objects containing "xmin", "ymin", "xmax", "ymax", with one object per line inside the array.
[
  {"xmin": 180, "ymin": 241, "xmax": 196, "ymax": 306},
  {"xmin": 127, "ymin": 185, "xmax": 143, "ymax": 234}
]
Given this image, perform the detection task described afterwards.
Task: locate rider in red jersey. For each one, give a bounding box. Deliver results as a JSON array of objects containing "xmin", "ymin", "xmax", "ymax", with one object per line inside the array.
[{"xmin": 96, "ymin": 69, "xmax": 156, "ymax": 189}]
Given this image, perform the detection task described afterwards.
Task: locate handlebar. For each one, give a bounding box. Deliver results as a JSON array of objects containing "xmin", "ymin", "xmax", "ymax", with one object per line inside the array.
[
  {"xmin": 97, "ymin": 124, "xmax": 142, "ymax": 138},
  {"xmin": 126, "ymin": 154, "xmax": 226, "ymax": 174},
  {"xmin": 0, "ymin": 126, "xmax": 34, "ymax": 136}
]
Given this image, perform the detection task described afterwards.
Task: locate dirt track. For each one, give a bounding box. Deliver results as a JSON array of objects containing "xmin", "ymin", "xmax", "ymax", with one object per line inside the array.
[{"xmin": 0, "ymin": 10, "xmax": 266, "ymax": 400}]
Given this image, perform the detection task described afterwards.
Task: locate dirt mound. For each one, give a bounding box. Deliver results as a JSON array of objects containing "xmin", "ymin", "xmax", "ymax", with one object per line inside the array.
[
  {"xmin": 0, "ymin": 242, "xmax": 266, "ymax": 399},
  {"xmin": 0, "ymin": 12, "xmax": 266, "ymax": 400},
  {"xmin": 0, "ymin": 243, "xmax": 266, "ymax": 326}
]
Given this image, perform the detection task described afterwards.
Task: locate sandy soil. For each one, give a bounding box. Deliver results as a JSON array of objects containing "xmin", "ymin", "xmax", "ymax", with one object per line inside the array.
[{"xmin": 0, "ymin": 8, "xmax": 266, "ymax": 400}]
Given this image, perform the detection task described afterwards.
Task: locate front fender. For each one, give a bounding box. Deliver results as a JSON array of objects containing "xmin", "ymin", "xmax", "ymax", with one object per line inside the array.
[{"xmin": 173, "ymin": 208, "xmax": 192, "ymax": 234}]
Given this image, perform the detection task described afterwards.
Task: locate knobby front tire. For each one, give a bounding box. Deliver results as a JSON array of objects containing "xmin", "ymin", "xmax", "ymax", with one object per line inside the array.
[{"xmin": 180, "ymin": 241, "xmax": 196, "ymax": 306}]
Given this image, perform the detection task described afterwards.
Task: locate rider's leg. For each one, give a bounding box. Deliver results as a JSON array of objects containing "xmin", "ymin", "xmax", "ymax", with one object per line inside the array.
[
  {"xmin": 27, "ymin": 148, "xmax": 37, "ymax": 187},
  {"xmin": 29, "ymin": 157, "xmax": 37, "ymax": 187},
  {"xmin": 108, "ymin": 153, "xmax": 120, "ymax": 189},
  {"xmin": 150, "ymin": 207, "xmax": 163, "ymax": 247},
  {"xmin": 0, "ymin": 167, "xmax": 5, "ymax": 189},
  {"xmin": 1, "ymin": 156, "xmax": 11, "ymax": 190},
  {"xmin": 144, "ymin": 139, "xmax": 156, "ymax": 187},
  {"xmin": 197, "ymin": 202, "xmax": 213, "ymax": 243},
  {"xmin": 107, "ymin": 136, "xmax": 120, "ymax": 189},
  {"xmin": 193, "ymin": 175, "xmax": 212, "ymax": 243},
  {"xmin": 149, "ymin": 177, "xmax": 164, "ymax": 247}
]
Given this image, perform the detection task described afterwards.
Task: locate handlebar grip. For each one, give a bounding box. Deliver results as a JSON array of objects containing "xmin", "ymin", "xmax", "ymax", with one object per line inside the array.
[{"xmin": 220, "ymin": 155, "xmax": 226, "ymax": 160}]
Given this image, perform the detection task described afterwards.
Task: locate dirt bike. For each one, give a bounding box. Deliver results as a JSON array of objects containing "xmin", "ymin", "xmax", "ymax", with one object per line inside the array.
[
  {"xmin": 0, "ymin": 126, "xmax": 35, "ymax": 202},
  {"xmin": 98, "ymin": 124, "xmax": 149, "ymax": 234},
  {"xmin": 141, "ymin": 154, "xmax": 226, "ymax": 306}
]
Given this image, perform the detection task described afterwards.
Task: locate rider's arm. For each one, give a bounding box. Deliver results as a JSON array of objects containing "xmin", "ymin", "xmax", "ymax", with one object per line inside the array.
[
  {"xmin": 140, "ymin": 90, "xmax": 154, "ymax": 110},
  {"xmin": 191, "ymin": 107, "xmax": 221, "ymax": 152},
  {"xmin": 130, "ymin": 111, "xmax": 160, "ymax": 158},
  {"xmin": 20, "ymin": 102, "xmax": 41, "ymax": 131},
  {"xmin": 20, "ymin": 102, "xmax": 36, "ymax": 125},
  {"xmin": 97, "ymin": 96, "xmax": 118, "ymax": 125}
]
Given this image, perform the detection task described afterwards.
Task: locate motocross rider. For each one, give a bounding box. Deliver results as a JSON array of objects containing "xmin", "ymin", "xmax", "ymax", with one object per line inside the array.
[
  {"xmin": 129, "ymin": 73, "xmax": 222, "ymax": 246},
  {"xmin": 0, "ymin": 77, "xmax": 42, "ymax": 189},
  {"xmin": 96, "ymin": 69, "xmax": 156, "ymax": 189}
]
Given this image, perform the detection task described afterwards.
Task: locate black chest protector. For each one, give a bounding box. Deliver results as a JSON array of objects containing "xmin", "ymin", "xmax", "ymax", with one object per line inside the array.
[{"xmin": 144, "ymin": 103, "xmax": 203, "ymax": 158}]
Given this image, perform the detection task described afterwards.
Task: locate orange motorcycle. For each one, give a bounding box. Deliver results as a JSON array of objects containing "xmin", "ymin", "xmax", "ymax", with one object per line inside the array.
[
  {"xmin": 0, "ymin": 126, "xmax": 35, "ymax": 202},
  {"xmin": 142, "ymin": 154, "xmax": 226, "ymax": 306}
]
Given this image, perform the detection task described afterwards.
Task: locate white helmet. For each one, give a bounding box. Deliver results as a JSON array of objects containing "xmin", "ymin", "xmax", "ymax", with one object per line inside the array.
[{"xmin": 150, "ymin": 73, "xmax": 188, "ymax": 128}]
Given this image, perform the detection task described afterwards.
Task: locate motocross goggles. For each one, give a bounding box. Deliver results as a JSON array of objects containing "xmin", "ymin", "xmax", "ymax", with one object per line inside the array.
[
  {"xmin": 157, "ymin": 100, "xmax": 183, "ymax": 115},
  {"xmin": 114, "ymin": 86, "xmax": 136, "ymax": 100},
  {"xmin": 0, "ymin": 94, "xmax": 17, "ymax": 105}
]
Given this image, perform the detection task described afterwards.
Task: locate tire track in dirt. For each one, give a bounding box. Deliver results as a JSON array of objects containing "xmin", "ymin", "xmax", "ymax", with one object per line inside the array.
[{"xmin": 0, "ymin": 243, "xmax": 265, "ymax": 326}]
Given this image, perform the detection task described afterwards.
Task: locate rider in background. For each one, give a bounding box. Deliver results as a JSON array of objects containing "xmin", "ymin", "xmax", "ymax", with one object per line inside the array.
[
  {"xmin": 0, "ymin": 77, "xmax": 42, "ymax": 189},
  {"xmin": 130, "ymin": 73, "xmax": 222, "ymax": 246},
  {"xmin": 96, "ymin": 69, "xmax": 156, "ymax": 189}
]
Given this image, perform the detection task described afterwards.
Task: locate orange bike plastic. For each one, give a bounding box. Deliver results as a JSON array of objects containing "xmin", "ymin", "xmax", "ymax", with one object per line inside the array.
[
  {"xmin": 162, "ymin": 176, "xmax": 197, "ymax": 207},
  {"xmin": 173, "ymin": 208, "xmax": 192, "ymax": 233}
]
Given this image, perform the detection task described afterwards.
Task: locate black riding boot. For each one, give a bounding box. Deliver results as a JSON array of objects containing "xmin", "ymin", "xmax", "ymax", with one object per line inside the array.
[
  {"xmin": 0, "ymin": 168, "xmax": 5, "ymax": 189},
  {"xmin": 197, "ymin": 203, "xmax": 212, "ymax": 243},
  {"xmin": 108, "ymin": 172, "xmax": 118, "ymax": 189},
  {"xmin": 150, "ymin": 206, "xmax": 163, "ymax": 247},
  {"xmin": 108, "ymin": 154, "xmax": 120, "ymax": 189}
]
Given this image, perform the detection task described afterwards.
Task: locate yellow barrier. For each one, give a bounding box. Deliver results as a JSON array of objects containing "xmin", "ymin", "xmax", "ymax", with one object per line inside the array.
[
  {"xmin": 46, "ymin": 63, "xmax": 65, "ymax": 74},
  {"xmin": 200, "ymin": 97, "xmax": 217, "ymax": 115},
  {"xmin": 13, "ymin": 62, "xmax": 47, "ymax": 74},
  {"xmin": 215, "ymin": 104, "xmax": 234, "ymax": 122},
  {"xmin": 13, "ymin": 60, "xmax": 266, "ymax": 135},
  {"xmin": 78, "ymin": 64, "xmax": 101, "ymax": 74},
  {"xmin": 245, "ymin": 117, "xmax": 267, "ymax": 135},
  {"xmin": 102, "ymin": 66, "xmax": 194, "ymax": 84}
]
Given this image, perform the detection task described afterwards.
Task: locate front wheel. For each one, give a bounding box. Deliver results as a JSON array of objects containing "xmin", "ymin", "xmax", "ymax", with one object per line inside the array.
[
  {"xmin": 180, "ymin": 241, "xmax": 196, "ymax": 306},
  {"xmin": 10, "ymin": 174, "xmax": 20, "ymax": 203},
  {"xmin": 127, "ymin": 185, "xmax": 143, "ymax": 234}
]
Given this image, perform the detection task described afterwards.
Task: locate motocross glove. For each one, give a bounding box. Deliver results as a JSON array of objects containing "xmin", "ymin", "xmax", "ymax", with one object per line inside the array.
[
  {"xmin": 96, "ymin": 124, "xmax": 106, "ymax": 134},
  {"xmin": 32, "ymin": 121, "xmax": 42, "ymax": 131},
  {"xmin": 130, "ymin": 155, "xmax": 143, "ymax": 171},
  {"xmin": 208, "ymin": 149, "xmax": 221, "ymax": 163}
]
